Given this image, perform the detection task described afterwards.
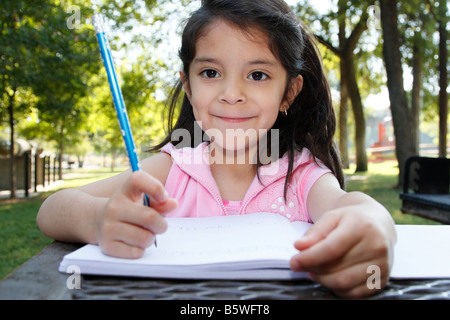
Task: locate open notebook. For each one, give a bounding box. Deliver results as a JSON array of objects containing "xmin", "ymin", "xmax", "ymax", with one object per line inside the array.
[{"xmin": 59, "ymin": 212, "xmax": 450, "ymax": 280}]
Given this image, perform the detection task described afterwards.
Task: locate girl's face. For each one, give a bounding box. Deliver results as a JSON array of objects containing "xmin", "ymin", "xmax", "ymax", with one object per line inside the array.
[{"xmin": 183, "ymin": 19, "xmax": 302, "ymax": 154}]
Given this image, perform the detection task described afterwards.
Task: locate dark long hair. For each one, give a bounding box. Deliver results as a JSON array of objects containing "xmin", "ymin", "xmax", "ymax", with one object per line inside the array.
[{"xmin": 151, "ymin": 0, "xmax": 345, "ymax": 190}]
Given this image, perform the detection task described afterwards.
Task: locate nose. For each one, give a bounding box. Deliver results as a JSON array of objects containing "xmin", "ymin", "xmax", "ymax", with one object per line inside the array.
[{"xmin": 219, "ymin": 77, "xmax": 246, "ymax": 105}]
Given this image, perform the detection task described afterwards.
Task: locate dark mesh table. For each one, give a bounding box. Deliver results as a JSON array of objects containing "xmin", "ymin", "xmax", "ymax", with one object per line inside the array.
[{"xmin": 1, "ymin": 241, "xmax": 449, "ymax": 300}]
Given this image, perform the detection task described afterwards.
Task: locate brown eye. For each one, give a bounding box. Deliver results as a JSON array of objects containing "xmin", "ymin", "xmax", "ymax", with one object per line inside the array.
[
  {"xmin": 248, "ymin": 71, "xmax": 268, "ymax": 81},
  {"xmin": 201, "ymin": 69, "xmax": 220, "ymax": 78}
]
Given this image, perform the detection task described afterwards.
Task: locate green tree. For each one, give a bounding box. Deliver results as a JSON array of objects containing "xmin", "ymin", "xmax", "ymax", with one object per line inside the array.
[
  {"xmin": 380, "ymin": 0, "xmax": 445, "ymax": 186},
  {"xmin": 380, "ymin": 0, "xmax": 417, "ymax": 187},
  {"xmin": 1, "ymin": 0, "xmax": 104, "ymax": 196},
  {"xmin": 397, "ymin": 0, "xmax": 441, "ymax": 153},
  {"xmin": 1, "ymin": 1, "xmax": 44, "ymax": 198},
  {"xmin": 120, "ymin": 56, "xmax": 166, "ymax": 148},
  {"xmin": 295, "ymin": 0, "xmax": 379, "ymax": 172},
  {"xmin": 2, "ymin": 0, "xmax": 187, "ymax": 197},
  {"xmin": 26, "ymin": 1, "xmax": 101, "ymax": 180}
]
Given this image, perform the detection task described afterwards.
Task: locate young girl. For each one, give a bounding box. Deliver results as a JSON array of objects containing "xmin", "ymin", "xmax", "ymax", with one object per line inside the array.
[{"xmin": 37, "ymin": 0, "xmax": 396, "ymax": 298}]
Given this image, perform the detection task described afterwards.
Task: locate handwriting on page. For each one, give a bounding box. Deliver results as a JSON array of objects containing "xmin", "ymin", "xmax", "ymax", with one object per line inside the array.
[{"xmin": 146, "ymin": 214, "xmax": 298, "ymax": 264}]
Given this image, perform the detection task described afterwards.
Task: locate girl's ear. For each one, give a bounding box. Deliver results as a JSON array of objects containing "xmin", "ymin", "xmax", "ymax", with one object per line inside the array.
[
  {"xmin": 282, "ymin": 75, "xmax": 303, "ymax": 112},
  {"xmin": 180, "ymin": 71, "xmax": 192, "ymax": 99}
]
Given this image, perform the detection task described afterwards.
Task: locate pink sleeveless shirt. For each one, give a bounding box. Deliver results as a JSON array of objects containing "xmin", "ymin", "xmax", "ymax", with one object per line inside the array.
[{"xmin": 162, "ymin": 143, "xmax": 331, "ymax": 223}]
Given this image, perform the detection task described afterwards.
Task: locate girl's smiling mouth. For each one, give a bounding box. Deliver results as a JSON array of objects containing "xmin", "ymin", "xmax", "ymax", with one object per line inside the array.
[{"xmin": 215, "ymin": 116, "xmax": 256, "ymax": 123}]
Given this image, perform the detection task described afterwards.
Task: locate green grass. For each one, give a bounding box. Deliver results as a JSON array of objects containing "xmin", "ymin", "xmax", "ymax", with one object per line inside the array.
[
  {"xmin": 0, "ymin": 161, "xmax": 441, "ymax": 281},
  {"xmin": 0, "ymin": 196, "xmax": 52, "ymax": 280},
  {"xmin": 344, "ymin": 160, "xmax": 441, "ymax": 225},
  {"xmin": 0, "ymin": 167, "xmax": 124, "ymax": 280}
]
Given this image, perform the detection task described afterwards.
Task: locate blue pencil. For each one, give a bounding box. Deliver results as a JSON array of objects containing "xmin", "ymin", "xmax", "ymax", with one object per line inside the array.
[{"xmin": 92, "ymin": 14, "xmax": 154, "ymax": 245}]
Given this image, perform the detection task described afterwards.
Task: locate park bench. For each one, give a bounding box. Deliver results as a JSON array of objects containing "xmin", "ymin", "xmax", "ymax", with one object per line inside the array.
[{"xmin": 400, "ymin": 156, "xmax": 450, "ymax": 224}]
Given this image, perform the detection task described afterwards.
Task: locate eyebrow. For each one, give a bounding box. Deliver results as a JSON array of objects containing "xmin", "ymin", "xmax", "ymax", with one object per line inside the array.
[
  {"xmin": 192, "ymin": 57, "xmax": 221, "ymax": 65},
  {"xmin": 247, "ymin": 59, "xmax": 278, "ymax": 66},
  {"xmin": 192, "ymin": 57, "xmax": 278, "ymax": 67}
]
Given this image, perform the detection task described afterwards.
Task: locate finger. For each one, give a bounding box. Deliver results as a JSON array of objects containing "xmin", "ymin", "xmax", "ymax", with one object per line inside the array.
[
  {"xmin": 150, "ymin": 198, "xmax": 178, "ymax": 214},
  {"xmin": 101, "ymin": 239, "xmax": 147, "ymax": 259},
  {"xmin": 293, "ymin": 212, "xmax": 340, "ymax": 251},
  {"xmin": 101, "ymin": 211, "xmax": 159, "ymax": 248},
  {"xmin": 292, "ymin": 224, "xmax": 362, "ymax": 273},
  {"xmin": 112, "ymin": 222, "xmax": 157, "ymax": 249},
  {"xmin": 118, "ymin": 203, "xmax": 169, "ymax": 235},
  {"xmin": 290, "ymin": 215, "xmax": 341, "ymax": 272},
  {"xmin": 123, "ymin": 171, "xmax": 169, "ymax": 205}
]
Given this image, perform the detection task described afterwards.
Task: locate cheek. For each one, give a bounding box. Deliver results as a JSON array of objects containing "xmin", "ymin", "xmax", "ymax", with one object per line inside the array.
[
  {"xmin": 190, "ymin": 97, "xmax": 208, "ymax": 123},
  {"xmin": 189, "ymin": 84, "xmax": 217, "ymax": 120},
  {"xmin": 261, "ymin": 96, "xmax": 284, "ymax": 124}
]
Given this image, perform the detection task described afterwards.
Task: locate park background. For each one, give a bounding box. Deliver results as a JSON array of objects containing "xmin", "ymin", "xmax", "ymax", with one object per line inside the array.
[{"xmin": 0, "ymin": 0, "xmax": 448, "ymax": 279}]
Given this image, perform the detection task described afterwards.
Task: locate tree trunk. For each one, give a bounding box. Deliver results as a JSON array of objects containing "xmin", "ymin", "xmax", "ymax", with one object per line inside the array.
[
  {"xmin": 380, "ymin": 0, "xmax": 416, "ymax": 187},
  {"xmin": 316, "ymin": 0, "xmax": 370, "ymax": 172},
  {"xmin": 57, "ymin": 121, "xmax": 65, "ymax": 180},
  {"xmin": 411, "ymin": 34, "xmax": 423, "ymax": 153},
  {"xmin": 338, "ymin": 3, "xmax": 349, "ymax": 169},
  {"xmin": 58, "ymin": 138, "xmax": 64, "ymax": 181},
  {"xmin": 7, "ymin": 89, "xmax": 16, "ymax": 199},
  {"xmin": 339, "ymin": 66, "xmax": 350, "ymax": 169},
  {"xmin": 111, "ymin": 148, "xmax": 117, "ymax": 172},
  {"xmin": 340, "ymin": 1, "xmax": 369, "ymax": 172},
  {"xmin": 344, "ymin": 52, "xmax": 368, "ymax": 172},
  {"xmin": 438, "ymin": 0, "xmax": 448, "ymax": 157}
]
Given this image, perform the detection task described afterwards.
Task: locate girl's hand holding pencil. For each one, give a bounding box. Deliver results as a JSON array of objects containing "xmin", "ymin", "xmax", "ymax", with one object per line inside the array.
[{"xmin": 95, "ymin": 171, "xmax": 176, "ymax": 259}]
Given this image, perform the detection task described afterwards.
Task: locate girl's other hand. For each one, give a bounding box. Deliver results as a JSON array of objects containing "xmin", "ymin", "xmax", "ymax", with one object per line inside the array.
[{"xmin": 290, "ymin": 201, "xmax": 396, "ymax": 298}]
